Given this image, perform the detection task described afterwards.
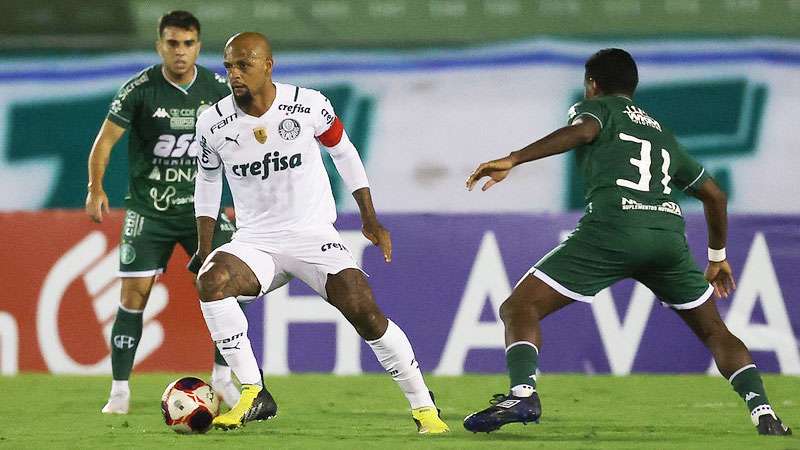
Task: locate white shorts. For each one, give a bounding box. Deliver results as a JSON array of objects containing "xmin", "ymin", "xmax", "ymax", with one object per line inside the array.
[{"xmin": 204, "ymin": 225, "xmax": 362, "ymax": 300}]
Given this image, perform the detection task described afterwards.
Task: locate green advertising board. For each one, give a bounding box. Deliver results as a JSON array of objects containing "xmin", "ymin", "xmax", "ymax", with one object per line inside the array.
[{"xmin": 3, "ymin": 0, "xmax": 800, "ymax": 50}]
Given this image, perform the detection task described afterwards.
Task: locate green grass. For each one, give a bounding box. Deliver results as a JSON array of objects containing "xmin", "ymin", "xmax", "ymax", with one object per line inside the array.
[{"xmin": 0, "ymin": 374, "xmax": 797, "ymax": 449}]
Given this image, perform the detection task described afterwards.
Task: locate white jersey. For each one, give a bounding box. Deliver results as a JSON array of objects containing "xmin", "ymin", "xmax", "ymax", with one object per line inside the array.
[{"xmin": 195, "ymin": 82, "xmax": 356, "ymax": 241}]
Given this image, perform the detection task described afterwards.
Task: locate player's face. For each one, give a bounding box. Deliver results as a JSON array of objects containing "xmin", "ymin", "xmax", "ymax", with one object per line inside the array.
[
  {"xmin": 157, "ymin": 27, "xmax": 201, "ymax": 80},
  {"xmin": 223, "ymin": 47, "xmax": 273, "ymax": 105}
]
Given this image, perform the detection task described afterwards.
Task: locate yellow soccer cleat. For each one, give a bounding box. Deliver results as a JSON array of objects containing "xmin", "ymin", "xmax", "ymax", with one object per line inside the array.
[
  {"xmin": 212, "ymin": 384, "xmax": 277, "ymax": 430},
  {"xmin": 412, "ymin": 406, "xmax": 450, "ymax": 434}
]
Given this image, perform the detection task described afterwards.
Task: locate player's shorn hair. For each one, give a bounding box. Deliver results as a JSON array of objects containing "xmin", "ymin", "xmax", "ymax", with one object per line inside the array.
[
  {"xmin": 585, "ymin": 48, "xmax": 638, "ymax": 95},
  {"xmin": 158, "ymin": 10, "xmax": 201, "ymax": 37}
]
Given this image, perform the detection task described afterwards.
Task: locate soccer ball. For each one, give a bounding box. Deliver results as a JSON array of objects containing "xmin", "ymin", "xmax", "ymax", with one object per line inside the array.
[{"xmin": 161, "ymin": 377, "xmax": 220, "ymax": 434}]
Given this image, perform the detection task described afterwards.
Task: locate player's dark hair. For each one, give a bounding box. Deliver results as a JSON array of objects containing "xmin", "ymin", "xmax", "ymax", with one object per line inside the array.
[
  {"xmin": 158, "ymin": 10, "xmax": 201, "ymax": 37},
  {"xmin": 585, "ymin": 48, "xmax": 638, "ymax": 95}
]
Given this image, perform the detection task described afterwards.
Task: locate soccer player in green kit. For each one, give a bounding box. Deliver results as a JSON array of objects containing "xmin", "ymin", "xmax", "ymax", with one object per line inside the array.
[
  {"xmin": 463, "ymin": 49, "xmax": 791, "ymax": 436},
  {"xmin": 85, "ymin": 11, "xmax": 241, "ymax": 414}
]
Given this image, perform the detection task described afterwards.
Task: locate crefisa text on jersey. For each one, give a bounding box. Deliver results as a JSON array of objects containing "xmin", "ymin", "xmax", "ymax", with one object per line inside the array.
[
  {"xmin": 230, "ymin": 151, "xmax": 302, "ymax": 179},
  {"xmin": 278, "ymin": 103, "xmax": 311, "ymax": 114}
]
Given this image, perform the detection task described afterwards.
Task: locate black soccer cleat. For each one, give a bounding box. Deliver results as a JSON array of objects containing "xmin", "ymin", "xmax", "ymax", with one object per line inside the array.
[
  {"xmin": 463, "ymin": 392, "xmax": 541, "ymax": 433},
  {"xmin": 247, "ymin": 386, "xmax": 278, "ymax": 422},
  {"xmin": 756, "ymin": 414, "xmax": 792, "ymax": 436}
]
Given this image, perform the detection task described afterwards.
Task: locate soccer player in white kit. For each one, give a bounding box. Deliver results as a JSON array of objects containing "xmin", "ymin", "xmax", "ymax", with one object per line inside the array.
[{"xmin": 193, "ymin": 32, "xmax": 449, "ymax": 434}]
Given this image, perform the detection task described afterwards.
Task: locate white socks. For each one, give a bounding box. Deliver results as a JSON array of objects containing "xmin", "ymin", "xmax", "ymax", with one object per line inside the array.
[
  {"xmin": 110, "ymin": 379, "xmax": 129, "ymax": 397},
  {"xmin": 367, "ymin": 319, "xmax": 434, "ymax": 409},
  {"xmin": 200, "ymin": 297, "xmax": 262, "ymax": 386},
  {"xmin": 511, "ymin": 384, "xmax": 535, "ymax": 397},
  {"xmin": 211, "ymin": 363, "xmax": 232, "ymax": 384}
]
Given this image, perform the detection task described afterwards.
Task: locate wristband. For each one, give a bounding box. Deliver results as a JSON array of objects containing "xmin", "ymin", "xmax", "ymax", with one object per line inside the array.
[{"xmin": 708, "ymin": 247, "xmax": 726, "ymax": 262}]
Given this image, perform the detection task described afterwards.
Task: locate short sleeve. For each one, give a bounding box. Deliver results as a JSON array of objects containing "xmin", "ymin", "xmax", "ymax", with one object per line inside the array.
[
  {"xmin": 567, "ymin": 99, "xmax": 608, "ymax": 129},
  {"xmin": 670, "ymin": 144, "xmax": 710, "ymax": 193},
  {"xmin": 106, "ymin": 72, "xmax": 148, "ymax": 129}
]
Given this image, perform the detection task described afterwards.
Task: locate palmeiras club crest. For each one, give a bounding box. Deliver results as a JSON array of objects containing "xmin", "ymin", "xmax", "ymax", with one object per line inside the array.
[
  {"xmin": 253, "ymin": 127, "xmax": 268, "ymax": 144},
  {"xmin": 278, "ymin": 118, "xmax": 301, "ymax": 141}
]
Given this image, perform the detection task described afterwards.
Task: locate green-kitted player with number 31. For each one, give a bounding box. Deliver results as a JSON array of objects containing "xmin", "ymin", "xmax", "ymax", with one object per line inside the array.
[{"xmin": 464, "ymin": 48, "xmax": 791, "ymax": 436}]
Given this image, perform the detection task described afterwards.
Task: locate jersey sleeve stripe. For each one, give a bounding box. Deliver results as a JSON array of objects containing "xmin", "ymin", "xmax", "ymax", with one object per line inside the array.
[
  {"xmin": 293, "ymin": 86, "xmax": 299, "ymax": 102},
  {"xmin": 108, "ymin": 111, "xmax": 131, "ymax": 124},
  {"xmin": 215, "ymin": 103, "xmax": 222, "ymax": 116},
  {"xmin": 681, "ymin": 168, "xmax": 706, "ymax": 191},
  {"xmin": 571, "ymin": 112, "xmax": 603, "ymax": 129}
]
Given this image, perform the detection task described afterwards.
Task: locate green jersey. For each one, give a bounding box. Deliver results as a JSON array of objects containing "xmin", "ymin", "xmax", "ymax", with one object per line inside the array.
[
  {"xmin": 567, "ymin": 95, "xmax": 710, "ymax": 232},
  {"xmin": 107, "ymin": 64, "xmax": 230, "ymax": 218}
]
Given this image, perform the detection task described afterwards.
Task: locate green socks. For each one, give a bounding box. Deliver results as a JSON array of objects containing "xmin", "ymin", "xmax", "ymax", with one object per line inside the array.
[
  {"xmin": 110, "ymin": 307, "xmax": 143, "ymax": 380},
  {"xmin": 507, "ymin": 341, "xmax": 539, "ymax": 396},
  {"xmin": 729, "ymin": 364, "xmax": 770, "ymax": 412}
]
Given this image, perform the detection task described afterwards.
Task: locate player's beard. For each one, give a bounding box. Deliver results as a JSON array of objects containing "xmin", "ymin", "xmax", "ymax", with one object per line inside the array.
[{"xmin": 233, "ymin": 89, "xmax": 254, "ymax": 108}]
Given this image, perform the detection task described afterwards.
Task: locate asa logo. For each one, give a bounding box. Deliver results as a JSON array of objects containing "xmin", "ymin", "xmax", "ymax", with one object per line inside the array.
[{"xmin": 37, "ymin": 231, "xmax": 168, "ymax": 374}]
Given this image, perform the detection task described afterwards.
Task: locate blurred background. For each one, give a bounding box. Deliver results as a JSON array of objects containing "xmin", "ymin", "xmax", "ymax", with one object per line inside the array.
[{"xmin": 1, "ymin": 0, "xmax": 798, "ymax": 377}]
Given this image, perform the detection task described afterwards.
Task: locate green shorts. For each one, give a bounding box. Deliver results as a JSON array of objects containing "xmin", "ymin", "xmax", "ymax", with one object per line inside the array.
[
  {"xmin": 118, "ymin": 209, "xmax": 235, "ymax": 277},
  {"xmin": 528, "ymin": 221, "xmax": 712, "ymax": 309}
]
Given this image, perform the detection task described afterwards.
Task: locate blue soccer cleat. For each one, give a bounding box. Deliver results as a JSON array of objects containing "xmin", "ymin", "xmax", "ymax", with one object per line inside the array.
[{"xmin": 463, "ymin": 392, "xmax": 541, "ymax": 433}]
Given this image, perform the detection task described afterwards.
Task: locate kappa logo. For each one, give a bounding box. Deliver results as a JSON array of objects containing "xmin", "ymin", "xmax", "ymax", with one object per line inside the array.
[
  {"xmin": 745, "ymin": 392, "xmax": 760, "ymax": 401},
  {"xmin": 152, "ymin": 107, "xmax": 170, "ymax": 118}
]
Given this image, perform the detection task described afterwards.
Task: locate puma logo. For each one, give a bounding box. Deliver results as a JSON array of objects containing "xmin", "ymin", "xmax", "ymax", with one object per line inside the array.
[{"xmin": 224, "ymin": 134, "xmax": 240, "ymax": 146}]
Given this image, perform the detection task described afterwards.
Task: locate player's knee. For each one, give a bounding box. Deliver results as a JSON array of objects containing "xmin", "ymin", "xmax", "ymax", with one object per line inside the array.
[
  {"xmin": 120, "ymin": 294, "xmax": 147, "ymax": 311},
  {"xmin": 196, "ymin": 265, "xmax": 232, "ymax": 301},
  {"xmin": 499, "ymin": 296, "xmax": 535, "ymax": 324},
  {"xmin": 345, "ymin": 296, "xmax": 385, "ymax": 337}
]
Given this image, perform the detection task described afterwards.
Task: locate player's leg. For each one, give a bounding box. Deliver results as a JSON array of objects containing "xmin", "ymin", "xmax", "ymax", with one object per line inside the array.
[
  {"xmin": 462, "ymin": 275, "xmax": 572, "ymax": 432},
  {"xmin": 324, "ymin": 268, "xmax": 449, "ymax": 434},
  {"xmin": 638, "ymin": 229, "xmax": 790, "ymax": 436},
  {"xmin": 102, "ymin": 276, "xmax": 156, "ymax": 414},
  {"xmin": 499, "ymin": 275, "xmax": 572, "ymax": 397},
  {"xmin": 196, "ymin": 243, "xmax": 278, "ymax": 429},
  {"xmin": 465, "ymin": 222, "xmax": 623, "ymax": 433},
  {"xmin": 674, "ymin": 300, "xmax": 791, "ymax": 435},
  {"xmin": 179, "ymin": 213, "xmax": 242, "ymax": 408},
  {"xmin": 103, "ymin": 209, "xmax": 171, "ymax": 414}
]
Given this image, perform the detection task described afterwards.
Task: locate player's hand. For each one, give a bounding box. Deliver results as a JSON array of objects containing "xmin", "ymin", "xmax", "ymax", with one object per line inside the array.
[
  {"xmin": 704, "ymin": 260, "xmax": 736, "ymax": 299},
  {"xmin": 466, "ymin": 157, "xmax": 514, "ymax": 191},
  {"xmin": 187, "ymin": 252, "xmax": 204, "ymax": 274},
  {"xmin": 85, "ymin": 189, "xmax": 110, "ymax": 223},
  {"xmin": 362, "ymin": 220, "xmax": 392, "ymax": 263}
]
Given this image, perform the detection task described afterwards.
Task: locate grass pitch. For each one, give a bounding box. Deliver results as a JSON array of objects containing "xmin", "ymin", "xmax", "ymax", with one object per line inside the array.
[{"xmin": 0, "ymin": 374, "xmax": 797, "ymax": 449}]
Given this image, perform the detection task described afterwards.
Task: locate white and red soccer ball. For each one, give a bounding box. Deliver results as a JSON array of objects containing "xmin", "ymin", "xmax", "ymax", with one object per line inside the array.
[{"xmin": 161, "ymin": 377, "xmax": 220, "ymax": 434}]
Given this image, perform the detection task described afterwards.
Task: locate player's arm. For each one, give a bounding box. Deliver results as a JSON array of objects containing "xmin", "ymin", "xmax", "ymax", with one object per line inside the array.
[
  {"xmin": 691, "ymin": 178, "xmax": 736, "ymax": 298},
  {"xmin": 466, "ymin": 117, "xmax": 600, "ymax": 191},
  {"xmin": 317, "ymin": 113, "xmax": 392, "ymax": 263},
  {"xmin": 86, "ymin": 119, "xmax": 126, "ymax": 222},
  {"xmin": 193, "ymin": 134, "xmax": 224, "ymax": 271}
]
